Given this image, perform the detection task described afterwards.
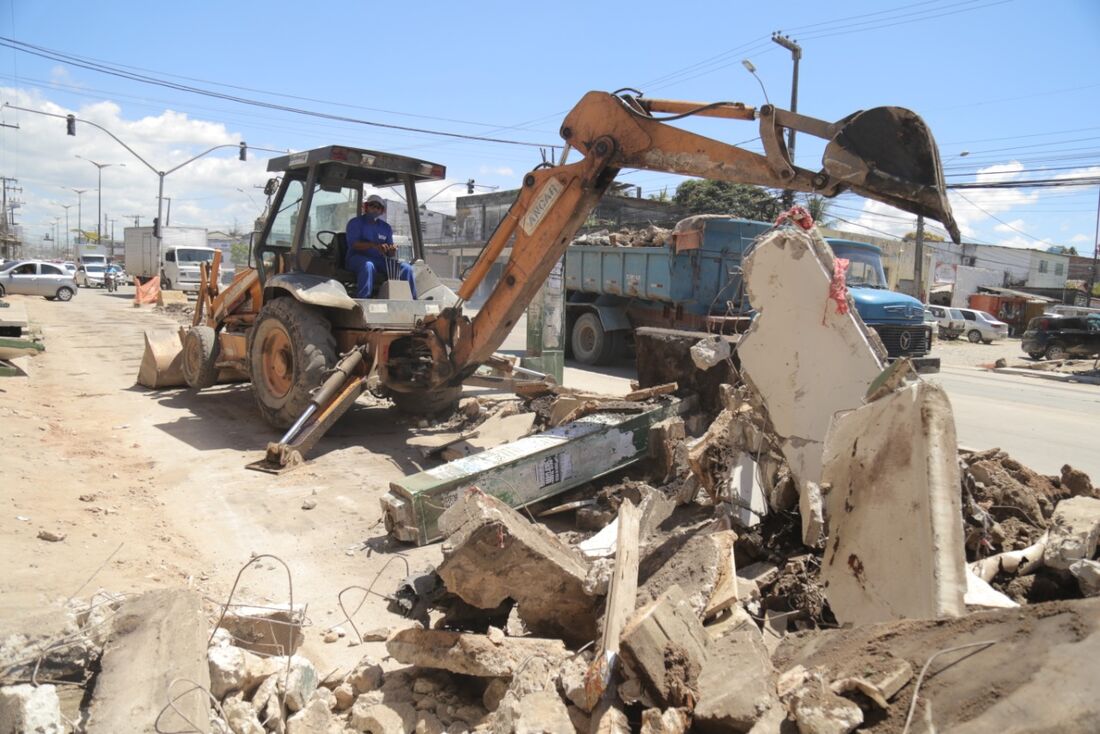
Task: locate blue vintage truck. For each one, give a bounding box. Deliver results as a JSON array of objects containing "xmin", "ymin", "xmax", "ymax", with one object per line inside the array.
[{"xmin": 564, "ymin": 216, "xmax": 937, "ymax": 370}]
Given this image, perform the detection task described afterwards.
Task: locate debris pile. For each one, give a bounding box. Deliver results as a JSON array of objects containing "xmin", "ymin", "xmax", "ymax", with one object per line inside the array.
[{"xmin": 571, "ymin": 225, "xmax": 673, "ymax": 248}]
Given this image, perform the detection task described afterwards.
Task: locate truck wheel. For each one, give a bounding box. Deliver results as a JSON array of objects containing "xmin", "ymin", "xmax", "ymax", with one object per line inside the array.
[
  {"xmin": 161, "ymin": 275, "xmax": 172, "ymax": 291},
  {"xmin": 182, "ymin": 325, "xmax": 220, "ymax": 389},
  {"xmin": 571, "ymin": 312, "xmax": 621, "ymax": 366},
  {"xmin": 248, "ymin": 297, "xmax": 337, "ymax": 429},
  {"xmin": 1044, "ymin": 342, "xmax": 1067, "ymax": 361},
  {"xmin": 390, "ymin": 386, "xmax": 462, "ymax": 417},
  {"xmin": 966, "ymin": 329, "xmax": 982, "ymax": 343}
]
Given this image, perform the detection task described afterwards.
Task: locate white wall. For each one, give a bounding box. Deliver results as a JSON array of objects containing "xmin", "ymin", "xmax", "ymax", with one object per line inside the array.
[
  {"xmin": 1027, "ymin": 251, "xmax": 1070, "ymax": 288},
  {"xmin": 951, "ymin": 265, "xmax": 1002, "ymax": 308}
]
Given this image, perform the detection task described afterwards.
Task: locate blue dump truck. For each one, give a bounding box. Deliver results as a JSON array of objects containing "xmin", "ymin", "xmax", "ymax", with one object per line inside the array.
[{"xmin": 564, "ymin": 216, "xmax": 937, "ymax": 370}]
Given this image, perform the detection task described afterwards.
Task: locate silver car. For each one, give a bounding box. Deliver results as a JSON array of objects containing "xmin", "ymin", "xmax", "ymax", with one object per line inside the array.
[
  {"xmin": 0, "ymin": 260, "xmax": 78, "ymax": 301},
  {"xmin": 957, "ymin": 307, "xmax": 1009, "ymax": 343}
]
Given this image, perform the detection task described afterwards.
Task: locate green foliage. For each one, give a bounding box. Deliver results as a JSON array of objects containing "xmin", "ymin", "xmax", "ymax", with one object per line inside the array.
[
  {"xmin": 672, "ymin": 180, "xmax": 781, "ymax": 221},
  {"xmin": 803, "ymin": 195, "xmax": 834, "ymax": 226},
  {"xmin": 649, "ymin": 187, "xmax": 671, "ymax": 203},
  {"xmin": 903, "ymin": 230, "xmax": 945, "ymax": 242},
  {"xmin": 1047, "ymin": 245, "xmax": 1079, "ymax": 256}
]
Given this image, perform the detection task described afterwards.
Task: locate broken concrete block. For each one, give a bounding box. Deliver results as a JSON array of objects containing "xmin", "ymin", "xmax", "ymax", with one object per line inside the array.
[
  {"xmin": 727, "ymin": 454, "xmax": 766, "ymax": 528},
  {"xmin": 222, "ymin": 698, "xmax": 265, "ymax": 734},
  {"xmin": 0, "ymin": 684, "xmax": 62, "ymax": 734},
  {"xmin": 799, "ymin": 481, "xmax": 825, "ymax": 548},
  {"xmin": 788, "ymin": 680, "xmax": 863, "ymax": 734},
  {"xmin": 218, "ymin": 604, "xmax": 303, "ymax": 656},
  {"xmin": 490, "ymin": 690, "xmax": 573, "ymax": 734},
  {"xmin": 345, "ymin": 655, "xmax": 384, "ymax": 695},
  {"xmin": 287, "ymin": 696, "xmax": 342, "ymax": 734},
  {"xmin": 208, "ymin": 644, "xmax": 279, "ymax": 700},
  {"xmin": 620, "ymin": 585, "xmax": 709, "ymax": 709},
  {"xmin": 1070, "ymin": 559, "xmax": 1100, "ymax": 597},
  {"xmin": 640, "ymin": 707, "xmax": 691, "ymax": 734},
  {"xmin": 387, "ymin": 628, "xmax": 567, "ymax": 678},
  {"xmin": 820, "ymin": 382, "xmax": 967, "ymax": 626},
  {"xmin": 694, "ymin": 631, "xmax": 778, "ymax": 733},
  {"xmin": 635, "ymin": 327, "xmax": 738, "ymax": 411},
  {"xmin": 690, "ymin": 336, "xmax": 731, "ymax": 370},
  {"xmin": 277, "ymin": 655, "xmax": 319, "ymax": 713},
  {"xmin": 85, "ymin": 589, "xmax": 210, "ymax": 734},
  {"xmin": 482, "ymin": 678, "xmax": 510, "ymax": 713},
  {"xmin": 637, "ymin": 525, "xmax": 737, "ymax": 620},
  {"xmin": 688, "ymin": 409, "xmax": 735, "ymax": 502},
  {"xmin": 648, "ymin": 417, "xmax": 688, "ymax": 486},
  {"xmin": 349, "ymin": 700, "xmax": 417, "ymax": 734},
  {"xmin": 437, "ymin": 490, "xmax": 597, "ymax": 645},
  {"xmin": 1043, "ymin": 496, "xmax": 1100, "ymax": 570},
  {"xmin": 737, "ymin": 228, "xmax": 884, "ymax": 495},
  {"xmin": 703, "ymin": 605, "xmax": 757, "ymax": 642}
]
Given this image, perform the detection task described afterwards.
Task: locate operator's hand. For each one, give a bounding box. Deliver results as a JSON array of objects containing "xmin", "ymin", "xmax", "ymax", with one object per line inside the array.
[{"xmin": 383, "ymin": 243, "xmax": 397, "ymax": 256}]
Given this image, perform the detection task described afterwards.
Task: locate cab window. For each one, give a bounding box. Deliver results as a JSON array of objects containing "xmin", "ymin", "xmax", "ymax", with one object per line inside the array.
[
  {"xmin": 40, "ymin": 264, "xmax": 62, "ymax": 276},
  {"xmin": 12, "ymin": 263, "xmax": 36, "ymax": 275},
  {"xmin": 165, "ymin": 250, "xmax": 176, "ymax": 263}
]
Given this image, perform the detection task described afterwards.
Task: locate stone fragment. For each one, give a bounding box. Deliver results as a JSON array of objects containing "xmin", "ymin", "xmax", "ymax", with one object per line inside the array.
[
  {"xmin": 36, "ymin": 530, "xmax": 65, "ymax": 542},
  {"xmin": 85, "ymin": 590, "xmax": 210, "ymax": 734},
  {"xmin": 333, "ymin": 683, "xmax": 356, "ymax": 711},
  {"xmin": 694, "ymin": 630, "xmax": 777, "ymax": 733},
  {"xmin": 281, "ymin": 656, "xmax": 319, "ymax": 713},
  {"xmin": 727, "ymin": 454, "xmax": 766, "ymax": 528},
  {"xmin": 437, "ymin": 491, "xmax": 597, "ymax": 645},
  {"xmin": 415, "ymin": 711, "xmax": 445, "ymax": 734},
  {"xmin": 387, "ymin": 629, "xmax": 567, "ymax": 678},
  {"xmin": 361, "ymin": 627, "xmax": 390, "ymax": 642},
  {"xmin": 788, "ymin": 681, "xmax": 863, "ymax": 734},
  {"xmin": 222, "ymin": 697, "xmax": 265, "ymax": 734},
  {"xmin": 209, "ymin": 644, "xmax": 278, "ymax": 700},
  {"xmin": 620, "ymin": 585, "xmax": 708, "ymax": 709},
  {"xmin": 799, "ymin": 481, "xmax": 825, "ymax": 548},
  {"xmin": 349, "ymin": 701, "xmax": 417, "ymax": 734},
  {"xmin": 310, "ymin": 686, "xmax": 336, "ymax": 711},
  {"xmin": 648, "ymin": 417, "xmax": 689, "ymax": 486},
  {"xmin": 1060, "ymin": 464, "xmax": 1095, "ymax": 498},
  {"xmin": 482, "ymin": 679, "xmax": 509, "ymax": 713},
  {"xmin": 287, "ymin": 696, "xmax": 341, "ymax": 734},
  {"xmin": 737, "ymin": 228, "xmax": 884, "ymax": 496},
  {"xmin": 0, "ymin": 683, "xmax": 62, "ymax": 734},
  {"xmin": 637, "ymin": 525, "xmax": 737, "ymax": 619},
  {"xmin": 490, "ymin": 690, "xmax": 572, "ymax": 734},
  {"xmin": 345, "ymin": 655, "xmax": 384, "ymax": 694},
  {"xmin": 210, "ymin": 627, "xmax": 234, "ymax": 648},
  {"xmin": 690, "ymin": 336, "xmax": 731, "ymax": 370},
  {"xmin": 460, "ymin": 397, "xmax": 481, "ymax": 419},
  {"xmin": 1070, "ymin": 559, "xmax": 1100, "ymax": 597},
  {"xmin": 820, "ymin": 382, "xmax": 967, "ymax": 626},
  {"xmin": 1043, "ymin": 496, "xmax": 1100, "ymax": 570},
  {"xmin": 555, "ymin": 653, "xmax": 591, "ymax": 709},
  {"xmin": 640, "ymin": 707, "xmax": 691, "ymax": 734}
]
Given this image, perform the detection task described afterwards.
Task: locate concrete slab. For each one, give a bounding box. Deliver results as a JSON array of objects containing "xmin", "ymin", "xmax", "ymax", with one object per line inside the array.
[
  {"xmin": 737, "ymin": 228, "xmax": 885, "ymax": 495},
  {"xmin": 1044, "ymin": 496, "xmax": 1100, "ymax": 570},
  {"xmin": 820, "ymin": 381, "xmax": 967, "ymax": 625}
]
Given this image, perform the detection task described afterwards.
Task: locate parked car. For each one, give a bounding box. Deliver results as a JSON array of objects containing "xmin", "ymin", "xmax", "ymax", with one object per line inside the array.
[
  {"xmin": 75, "ymin": 264, "xmax": 107, "ymax": 288},
  {"xmin": 925, "ymin": 304, "xmax": 966, "ymax": 340},
  {"xmin": 61, "ymin": 261, "xmax": 77, "ymax": 276},
  {"xmin": 0, "ymin": 260, "xmax": 78, "ymax": 301},
  {"xmin": 1021, "ymin": 315, "xmax": 1100, "ymax": 360},
  {"xmin": 956, "ymin": 308, "xmax": 1009, "ymax": 343}
]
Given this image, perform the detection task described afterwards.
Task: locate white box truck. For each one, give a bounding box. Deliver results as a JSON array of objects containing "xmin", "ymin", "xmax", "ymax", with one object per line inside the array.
[{"xmin": 123, "ymin": 226, "xmax": 214, "ymax": 292}]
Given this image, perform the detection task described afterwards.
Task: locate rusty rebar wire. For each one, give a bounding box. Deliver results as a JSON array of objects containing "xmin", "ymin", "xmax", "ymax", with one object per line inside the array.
[
  {"xmin": 337, "ymin": 554, "xmax": 411, "ymax": 642},
  {"xmin": 901, "ymin": 640, "xmax": 998, "ymax": 734}
]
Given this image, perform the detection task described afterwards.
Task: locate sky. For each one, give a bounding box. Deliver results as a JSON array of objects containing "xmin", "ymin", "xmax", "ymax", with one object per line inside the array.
[{"xmin": 0, "ymin": 0, "xmax": 1098, "ymax": 259}]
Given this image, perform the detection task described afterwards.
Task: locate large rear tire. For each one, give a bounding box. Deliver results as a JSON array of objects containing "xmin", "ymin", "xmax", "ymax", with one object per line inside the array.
[
  {"xmin": 182, "ymin": 325, "xmax": 220, "ymax": 389},
  {"xmin": 390, "ymin": 386, "xmax": 462, "ymax": 417},
  {"xmin": 248, "ymin": 298, "xmax": 336, "ymax": 429},
  {"xmin": 571, "ymin": 312, "xmax": 622, "ymax": 366}
]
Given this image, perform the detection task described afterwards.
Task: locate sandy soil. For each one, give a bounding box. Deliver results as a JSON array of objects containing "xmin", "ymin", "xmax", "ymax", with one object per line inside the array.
[
  {"xmin": 1, "ymin": 287, "xmax": 581, "ymax": 673},
  {"xmin": 929, "ymin": 334, "xmax": 1027, "ymax": 368}
]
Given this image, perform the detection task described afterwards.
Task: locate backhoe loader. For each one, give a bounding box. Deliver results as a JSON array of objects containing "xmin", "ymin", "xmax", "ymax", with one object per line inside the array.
[{"xmin": 157, "ymin": 90, "xmax": 959, "ymax": 470}]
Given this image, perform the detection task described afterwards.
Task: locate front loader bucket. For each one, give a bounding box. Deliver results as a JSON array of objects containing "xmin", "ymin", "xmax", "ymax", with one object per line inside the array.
[
  {"xmin": 824, "ymin": 106, "xmax": 960, "ymax": 243},
  {"xmin": 137, "ymin": 328, "xmax": 186, "ymax": 388}
]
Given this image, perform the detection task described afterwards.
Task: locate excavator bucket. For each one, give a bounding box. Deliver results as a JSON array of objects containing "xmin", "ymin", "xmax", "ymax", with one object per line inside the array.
[
  {"xmin": 137, "ymin": 328, "xmax": 186, "ymax": 388},
  {"xmin": 823, "ymin": 106, "xmax": 960, "ymax": 243}
]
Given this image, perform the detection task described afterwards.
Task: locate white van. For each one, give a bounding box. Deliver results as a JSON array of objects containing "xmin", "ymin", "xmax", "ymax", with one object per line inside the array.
[{"xmin": 162, "ymin": 246, "xmax": 217, "ymax": 292}]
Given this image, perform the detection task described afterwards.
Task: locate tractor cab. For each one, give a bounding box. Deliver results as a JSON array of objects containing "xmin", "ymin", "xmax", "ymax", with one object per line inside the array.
[{"xmin": 253, "ymin": 145, "xmax": 459, "ymax": 325}]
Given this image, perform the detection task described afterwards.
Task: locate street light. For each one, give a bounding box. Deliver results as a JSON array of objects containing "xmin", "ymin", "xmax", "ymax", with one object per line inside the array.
[
  {"xmin": 68, "ymin": 188, "xmax": 88, "ymax": 246},
  {"xmin": 60, "ymin": 204, "xmax": 72, "ymax": 259},
  {"xmin": 76, "ymin": 155, "xmax": 125, "ymax": 254}
]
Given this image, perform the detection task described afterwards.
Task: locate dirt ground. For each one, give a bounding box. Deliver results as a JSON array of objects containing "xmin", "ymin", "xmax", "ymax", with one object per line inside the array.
[
  {"xmin": 928, "ymin": 333, "xmax": 1027, "ymax": 368},
  {"xmin": 2, "ymin": 288, "xmax": 625, "ymax": 674}
]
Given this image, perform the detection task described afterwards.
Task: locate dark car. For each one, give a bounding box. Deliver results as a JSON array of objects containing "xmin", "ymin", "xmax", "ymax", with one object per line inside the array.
[{"xmin": 1021, "ymin": 315, "xmax": 1100, "ymax": 360}]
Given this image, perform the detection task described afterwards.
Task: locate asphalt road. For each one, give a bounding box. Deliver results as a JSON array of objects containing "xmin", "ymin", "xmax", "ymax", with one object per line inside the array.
[{"xmin": 927, "ymin": 365, "xmax": 1100, "ymax": 480}]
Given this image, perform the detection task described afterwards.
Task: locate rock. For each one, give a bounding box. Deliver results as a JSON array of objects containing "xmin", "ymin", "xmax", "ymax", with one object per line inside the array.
[
  {"xmin": 301, "ymin": 499, "xmax": 317, "ymax": 510},
  {"xmin": 349, "ymin": 701, "xmax": 417, "ymax": 734},
  {"xmin": 387, "ymin": 629, "xmax": 568, "ymax": 678},
  {"xmin": 210, "ymin": 627, "xmax": 234, "ymax": 648},
  {"xmin": 620, "ymin": 585, "xmax": 709, "ymax": 709},
  {"xmin": 482, "ymin": 679, "xmax": 509, "ymax": 712},
  {"xmin": 459, "ymin": 397, "xmax": 481, "ymax": 419},
  {"xmin": 1070, "ymin": 559, "xmax": 1100, "ymax": 597},
  {"xmin": 361, "ymin": 627, "xmax": 390, "ymax": 642},
  {"xmin": 1044, "ymin": 496, "xmax": 1100, "ymax": 570},
  {"xmin": 690, "ymin": 336, "xmax": 732, "ymax": 370},
  {"xmin": 333, "ymin": 683, "xmax": 357, "ymax": 711},
  {"xmin": 323, "ymin": 630, "xmax": 339, "ymax": 643},
  {"xmin": 788, "ymin": 681, "xmax": 863, "ymax": 734},
  {"xmin": 640, "ymin": 707, "xmax": 691, "ymax": 734},
  {"xmin": 437, "ymin": 491, "xmax": 597, "ymax": 645},
  {"xmin": 287, "ymin": 696, "xmax": 342, "ymax": 734},
  {"xmin": 0, "ymin": 684, "xmax": 62, "ymax": 734},
  {"xmin": 490, "ymin": 690, "xmax": 572, "ymax": 734},
  {"xmin": 636, "ymin": 525, "xmax": 738, "ymax": 620},
  {"xmin": 36, "ymin": 530, "xmax": 65, "ymax": 542},
  {"xmin": 209, "ymin": 644, "xmax": 278, "ymax": 700},
  {"xmin": 280, "ymin": 656, "xmax": 318, "ymax": 713},
  {"xmin": 345, "ymin": 655, "xmax": 384, "ymax": 694},
  {"xmin": 555, "ymin": 653, "xmax": 591, "ymax": 710},
  {"xmin": 1061, "ymin": 464, "xmax": 1095, "ymax": 498},
  {"xmin": 415, "ymin": 711, "xmax": 445, "ymax": 734},
  {"xmin": 694, "ymin": 631, "xmax": 777, "ymax": 733},
  {"xmin": 223, "ymin": 697, "xmax": 265, "ymax": 734},
  {"xmin": 310, "ymin": 686, "xmax": 336, "ymax": 711}
]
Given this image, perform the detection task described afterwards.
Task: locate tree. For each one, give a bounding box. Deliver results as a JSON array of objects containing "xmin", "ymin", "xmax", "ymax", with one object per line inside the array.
[
  {"xmin": 1047, "ymin": 245, "xmax": 1079, "ymax": 256},
  {"xmin": 903, "ymin": 230, "xmax": 945, "ymax": 242},
  {"xmin": 227, "ymin": 219, "xmax": 249, "ymax": 266},
  {"xmin": 649, "ymin": 187, "xmax": 671, "ymax": 203},
  {"xmin": 672, "ymin": 180, "xmax": 781, "ymax": 221},
  {"xmin": 803, "ymin": 194, "xmax": 835, "ymax": 227}
]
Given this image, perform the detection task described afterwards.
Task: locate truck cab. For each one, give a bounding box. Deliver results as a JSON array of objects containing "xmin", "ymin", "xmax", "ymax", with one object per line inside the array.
[{"xmin": 162, "ymin": 246, "xmax": 217, "ymax": 293}]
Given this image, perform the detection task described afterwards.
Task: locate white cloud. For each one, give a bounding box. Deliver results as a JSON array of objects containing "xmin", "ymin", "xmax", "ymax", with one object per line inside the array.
[{"xmin": 1071, "ymin": 234, "xmax": 1089, "ymax": 244}]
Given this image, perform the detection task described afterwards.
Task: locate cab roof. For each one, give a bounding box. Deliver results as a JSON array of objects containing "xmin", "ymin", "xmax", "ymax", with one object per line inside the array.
[{"xmin": 266, "ymin": 145, "xmax": 446, "ymax": 187}]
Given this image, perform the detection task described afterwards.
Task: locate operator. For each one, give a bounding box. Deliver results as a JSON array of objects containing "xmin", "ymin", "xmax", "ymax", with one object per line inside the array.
[{"xmin": 345, "ymin": 194, "xmax": 417, "ymax": 299}]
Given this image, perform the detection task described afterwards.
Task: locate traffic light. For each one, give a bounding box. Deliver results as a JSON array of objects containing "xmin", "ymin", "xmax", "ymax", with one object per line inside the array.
[
  {"xmin": 153, "ymin": 217, "xmax": 160, "ymax": 238},
  {"xmin": 239, "ymin": 142, "xmax": 247, "ymax": 161},
  {"xmin": 66, "ymin": 114, "xmax": 76, "ymax": 136},
  {"xmin": 466, "ymin": 178, "xmax": 475, "ymax": 194}
]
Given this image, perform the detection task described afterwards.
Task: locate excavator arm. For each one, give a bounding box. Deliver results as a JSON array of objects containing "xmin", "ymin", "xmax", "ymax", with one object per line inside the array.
[{"xmin": 423, "ymin": 90, "xmax": 959, "ymax": 386}]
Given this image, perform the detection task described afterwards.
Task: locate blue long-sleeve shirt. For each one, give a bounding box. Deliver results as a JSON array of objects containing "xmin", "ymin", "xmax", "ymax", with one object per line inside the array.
[{"xmin": 345, "ymin": 214, "xmax": 393, "ymax": 266}]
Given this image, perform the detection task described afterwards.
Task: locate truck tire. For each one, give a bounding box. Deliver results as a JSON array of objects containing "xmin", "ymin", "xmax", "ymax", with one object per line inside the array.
[
  {"xmin": 248, "ymin": 297, "xmax": 337, "ymax": 429},
  {"xmin": 161, "ymin": 273, "xmax": 172, "ymax": 291},
  {"xmin": 390, "ymin": 386, "xmax": 462, "ymax": 417},
  {"xmin": 966, "ymin": 329, "xmax": 982, "ymax": 343},
  {"xmin": 182, "ymin": 325, "xmax": 220, "ymax": 389},
  {"xmin": 571, "ymin": 312, "xmax": 621, "ymax": 366}
]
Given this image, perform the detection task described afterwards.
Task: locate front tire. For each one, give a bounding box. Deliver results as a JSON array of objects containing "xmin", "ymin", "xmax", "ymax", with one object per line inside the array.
[
  {"xmin": 55, "ymin": 287, "xmax": 74, "ymax": 302},
  {"xmin": 1044, "ymin": 342, "xmax": 1067, "ymax": 361},
  {"xmin": 967, "ymin": 329, "xmax": 982, "ymax": 343},
  {"xmin": 161, "ymin": 274, "xmax": 172, "ymax": 291},
  {"xmin": 248, "ymin": 298, "xmax": 336, "ymax": 429},
  {"xmin": 182, "ymin": 325, "xmax": 220, "ymax": 389}
]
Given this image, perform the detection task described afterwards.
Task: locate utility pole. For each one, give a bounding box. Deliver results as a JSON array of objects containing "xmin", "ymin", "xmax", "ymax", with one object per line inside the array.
[
  {"xmin": 772, "ymin": 32, "xmax": 802, "ymax": 209},
  {"xmin": 126, "ymin": 214, "xmax": 142, "ymax": 227},
  {"xmin": 914, "ymin": 215, "xmax": 926, "ymax": 302},
  {"xmin": 69, "ymin": 188, "xmax": 88, "ymax": 246},
  {"xmin": 1087, "ymin": 186, "xmax": 1099, "ymax": 306},
  {"xmin": 109, "ymin": 218, "xmax": 117, "ymax": 259},
  {"xmin": 60, "ymin": 204, "xmax": 72, "ymax": 259}
]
